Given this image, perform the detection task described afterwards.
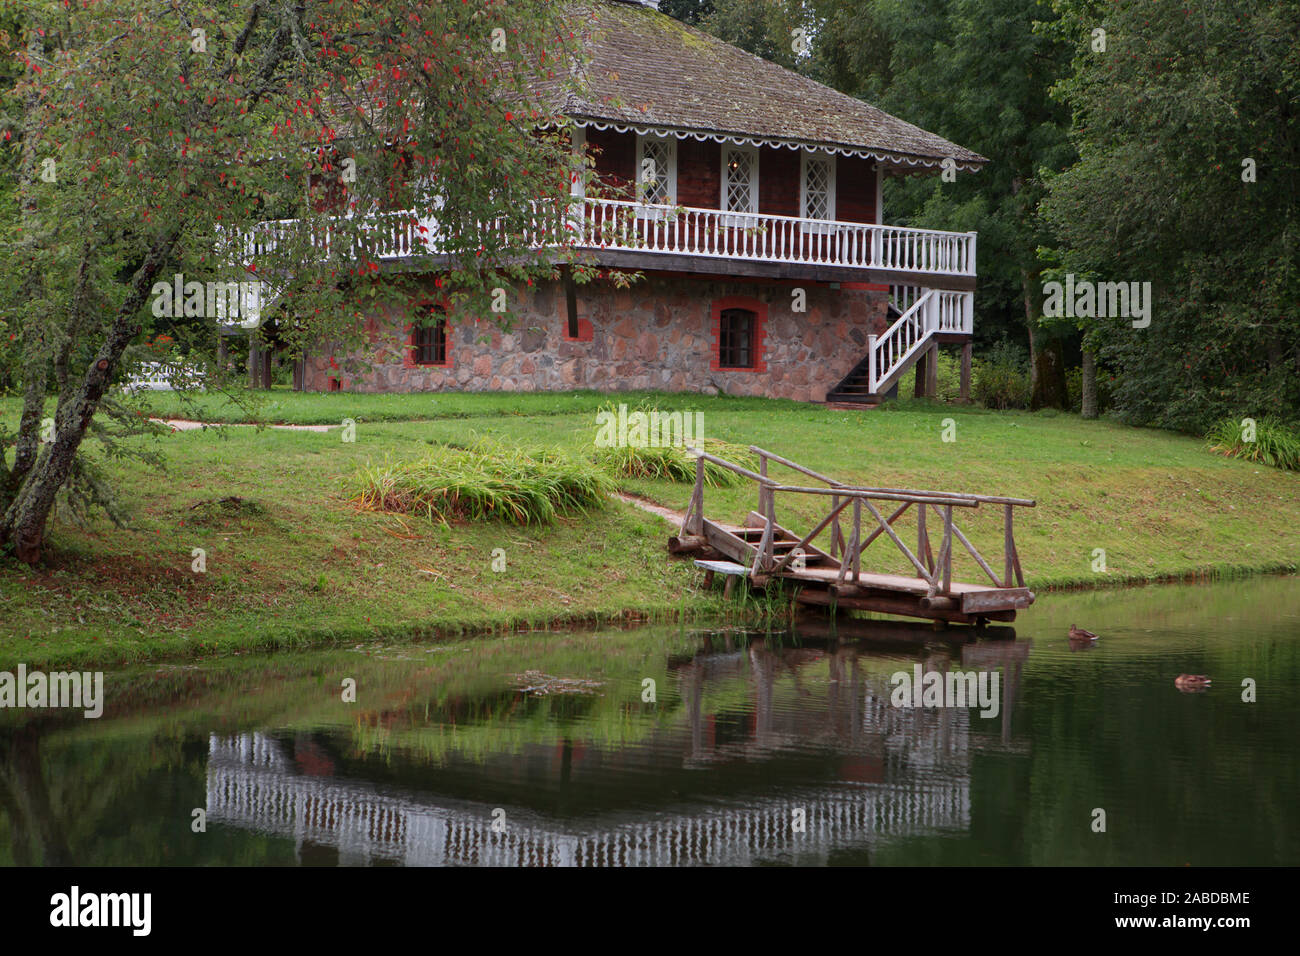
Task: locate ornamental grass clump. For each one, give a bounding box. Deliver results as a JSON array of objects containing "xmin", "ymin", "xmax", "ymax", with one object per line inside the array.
[
  {"xmin": 349, "ymin": 441, "xmax": 612, "ymax": 525},
  {"xmin": 595, "ymin": 438, "xmax": 758, "ymax": 487},
  {"xmin": 1205, "ymin": 417, "xmax": 1300, "ymax": 471}
]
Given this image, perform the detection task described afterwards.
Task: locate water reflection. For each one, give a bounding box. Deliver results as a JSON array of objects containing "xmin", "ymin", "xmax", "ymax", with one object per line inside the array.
[
  {"xmin": 203, "ymin": 627, "xmax": 1029, "ymax": 866},
  {"xmin": 2, "ymin": 574, "xmax": 1298, "ymax": 866}
]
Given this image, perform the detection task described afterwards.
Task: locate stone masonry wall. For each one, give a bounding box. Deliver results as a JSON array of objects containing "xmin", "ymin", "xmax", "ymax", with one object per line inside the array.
[{"xmin": 303, "ymin": 274, "xmax": 890, "ymax": 403}]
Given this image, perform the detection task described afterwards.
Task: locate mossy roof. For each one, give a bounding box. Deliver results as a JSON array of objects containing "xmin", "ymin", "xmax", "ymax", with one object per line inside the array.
[{"xmin": 557, "ymin": 0, "xmax": 987, "ymax": 171}]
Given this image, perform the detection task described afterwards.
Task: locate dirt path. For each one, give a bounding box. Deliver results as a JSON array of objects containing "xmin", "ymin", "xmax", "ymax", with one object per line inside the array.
[
  {"xmin": 152, "ymin": 419, "xmax": 335, "ymax": 433},
  {"xmin": 614, "ymin": 492, "xmax": 685, "ymax": 526}
]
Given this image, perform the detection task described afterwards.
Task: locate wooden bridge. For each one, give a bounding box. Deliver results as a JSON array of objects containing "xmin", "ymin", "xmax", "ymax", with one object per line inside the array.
[{"xmin": 669, "ymin": 447, "xmax": 1036, "ymax": 625}]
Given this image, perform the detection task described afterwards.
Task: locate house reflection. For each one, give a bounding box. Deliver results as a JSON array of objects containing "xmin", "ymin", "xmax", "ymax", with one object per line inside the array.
[{"xmin": 205, "ymin": 628, "xmax": 1030, "ymax": 866}]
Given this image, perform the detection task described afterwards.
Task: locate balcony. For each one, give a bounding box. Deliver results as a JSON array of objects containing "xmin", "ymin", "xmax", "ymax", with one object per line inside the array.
[{"xmin": 233, "ymin": 197, "xmax": 977, "ymax": 289}]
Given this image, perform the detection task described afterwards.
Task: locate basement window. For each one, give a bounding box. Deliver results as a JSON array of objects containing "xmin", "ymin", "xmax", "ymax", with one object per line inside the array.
[
  {"xmin": 718, "ymin": 308, "xmax": 757, "ymax": 370},
  {"xmin": 411, "ymin": 307, "xmax": 448, "ymax": 366}
]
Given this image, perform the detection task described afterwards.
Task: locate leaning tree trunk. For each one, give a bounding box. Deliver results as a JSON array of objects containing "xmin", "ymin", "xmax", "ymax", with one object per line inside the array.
[
  {"xmin": 0, "ymin": 230, "xmax": 179, "ymax": 564},
  {"xmin": 1081, "ymin": 348, "xmax": 1099, "ymax": 419}
]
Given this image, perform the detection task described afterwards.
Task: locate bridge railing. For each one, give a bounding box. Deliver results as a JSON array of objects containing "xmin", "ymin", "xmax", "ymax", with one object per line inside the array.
[{"xmin": 681, "ymin": 447, "xmax": 1034, "ymax": 598}]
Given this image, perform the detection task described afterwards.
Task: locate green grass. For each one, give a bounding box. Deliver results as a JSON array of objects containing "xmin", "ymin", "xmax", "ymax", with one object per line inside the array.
[
  {"xmin": 2, "ymin": 389, "xmax": 1297, "ymax": 669},
  {"xmin": 129, "ymin": 385, "xmax": 797, "ymax": 425}
]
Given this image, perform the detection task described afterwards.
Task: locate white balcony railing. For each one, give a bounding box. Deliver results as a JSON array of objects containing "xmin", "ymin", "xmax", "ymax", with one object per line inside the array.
[{"xmin": 232, "ymin": 198, "xmax": 977, "ymax": 279}]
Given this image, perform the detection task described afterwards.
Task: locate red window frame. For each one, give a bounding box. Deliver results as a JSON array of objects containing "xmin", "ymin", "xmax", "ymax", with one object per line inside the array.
[
  {"xmin": 710, "ymin": 295, "xmax": 767, "ymax": 372},
  {"xmin": 404, "ymin": 301, "xmax": 453, "ymax": 369}
]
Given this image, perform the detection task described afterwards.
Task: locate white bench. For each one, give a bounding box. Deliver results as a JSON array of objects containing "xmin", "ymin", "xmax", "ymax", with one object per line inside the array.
[{"xmin": 694, "ymin": 559, "xmax": 749, "ymax": 599}]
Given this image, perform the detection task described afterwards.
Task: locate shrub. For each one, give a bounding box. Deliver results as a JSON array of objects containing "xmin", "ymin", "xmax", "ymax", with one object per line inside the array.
[
  {"xmin": 895, "ymin": 349, "xmax": 966, "ymax": 403},
  {"xmin": 1205, "ymin": 416, "xmax": 1300, "ymax": 471},
  {"xmin": 348, "ymin": 440, "xmax": 612, "ymax": 524},
  {"xmin": 973, "ymin": 340, "xmax": 1032, "ymax": 410}
]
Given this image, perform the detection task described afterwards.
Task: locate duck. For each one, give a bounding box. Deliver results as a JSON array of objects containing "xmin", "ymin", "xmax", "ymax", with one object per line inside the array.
[
  {"xmin": 1068, "ymin": 624, "xmax": 1099, "ymax": 642},
  {"xmin": 1174, "ymin": 674, "xmax": 1211, "ymax": 691}
]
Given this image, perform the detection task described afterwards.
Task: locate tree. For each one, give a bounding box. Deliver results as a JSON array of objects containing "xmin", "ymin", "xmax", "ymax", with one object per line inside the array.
[
  {"xmin": 658, "ymin": 0, "xmax": 716, "ymax": 25},
  {"xmin": 0, "ymin": 0, "xmax": 589, "ymax": 564},
  {"xmin": 1039, "ymin": 0, "xmax": 1300, "ymax": 431}
]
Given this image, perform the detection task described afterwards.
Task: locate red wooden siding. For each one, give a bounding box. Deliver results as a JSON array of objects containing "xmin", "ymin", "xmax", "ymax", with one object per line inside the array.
[
  {"xmin": 835, "ymin": 155, "xmax": 877, "ymax": 224},
  {"xmin": 586, "ymin": 128, "xmax": 635, "ymax": 195},
  {"xmin": 758, "ymin": 146, "xmax": 800, "ymax": 217},
  {"xmin": 677, "ymin": 139, "xmax": 721, "ymax": 209}
]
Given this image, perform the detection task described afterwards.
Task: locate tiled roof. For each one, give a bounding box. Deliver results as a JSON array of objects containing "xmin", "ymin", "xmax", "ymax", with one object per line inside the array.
[{"xmin": 558, "ymin": 0, "xmax": 986, "ymax": 170}]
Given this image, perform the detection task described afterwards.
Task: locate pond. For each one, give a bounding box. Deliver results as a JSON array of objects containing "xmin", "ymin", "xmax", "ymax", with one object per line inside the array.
[{"xmin": 2, "ymin": 575, "xmax": 1297, "ymax": 866}]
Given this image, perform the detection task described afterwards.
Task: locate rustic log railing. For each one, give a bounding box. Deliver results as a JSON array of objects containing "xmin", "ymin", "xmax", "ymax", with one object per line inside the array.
[{"xmin": 680, "ymin": 447, "xmax": 1034, "ymax": 601}]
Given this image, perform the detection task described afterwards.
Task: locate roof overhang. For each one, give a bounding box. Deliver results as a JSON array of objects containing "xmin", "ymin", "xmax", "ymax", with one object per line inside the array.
[{"xmin": 566, "ymin": 116, "xmax": 986, "ymax": 174}]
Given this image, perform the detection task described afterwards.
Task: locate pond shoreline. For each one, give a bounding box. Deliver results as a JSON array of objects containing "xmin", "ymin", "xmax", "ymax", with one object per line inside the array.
[{"xmin": 4, "ymin": 560, "xmax": 1294, "ymax": 671}]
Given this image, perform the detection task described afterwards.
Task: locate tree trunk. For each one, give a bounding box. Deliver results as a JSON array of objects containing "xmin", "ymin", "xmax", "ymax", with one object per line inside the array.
[
  {"xmin": 1081, "ymin": 348, "xmax": 1099, "ymax": 419},
  {"xmin": 1021, "ymin": 268, "xmax": 1040, "ymax": 394},
  {"xmin": 1030, "ymin": 338, "xmax": 1069, "ymax": 410},
  {"xmin": 1, "ymin": 230, "xmax": 179, "ymax": 564},
  {"xmin": 959, "ymin": 341, "xmax": 972, "ymax": 403}
]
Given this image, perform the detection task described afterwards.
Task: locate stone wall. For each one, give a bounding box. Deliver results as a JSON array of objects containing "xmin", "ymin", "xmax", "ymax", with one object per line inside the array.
[{"xmin": 303, "ymin": 273, "xmax": 890, "ymax": 403}]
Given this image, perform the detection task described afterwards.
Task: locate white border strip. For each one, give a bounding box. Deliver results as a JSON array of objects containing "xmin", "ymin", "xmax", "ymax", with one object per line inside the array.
[{"xmin": 565, "ymin": 117, "xmax": 984, "ymax": 172}]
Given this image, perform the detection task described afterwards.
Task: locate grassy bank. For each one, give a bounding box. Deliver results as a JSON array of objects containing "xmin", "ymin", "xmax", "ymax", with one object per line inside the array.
[{"xmin": 2, "ymin": 389, "xmax": 1296, "ymax": 668}]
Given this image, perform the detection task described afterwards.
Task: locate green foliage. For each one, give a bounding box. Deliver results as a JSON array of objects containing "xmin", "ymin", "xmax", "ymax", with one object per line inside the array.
[
  {"xmin": 973, "ymin": 340, "xmax": 1031, "ymax": 410},
  {"xmin": 595, "ymin": 437, "xmax": 756, "ymax": 487},
  {"xmin": 1205, "ymin": 418, "xmax": 1300, "ymax": 472},
  {"xmin": 659, "ymin": 0, "xmax": 716, "ymax": 25},
  {"xmin": 0, "ymin": 0, "xmax": 590, "ymax": 556},
  {"xmin": 1039, "ymin": 0, "xmax": 1300, "ymax": 432},
  {"xmin": 348, "ymin": 441, "xmax": 612, "ymax": 526}
]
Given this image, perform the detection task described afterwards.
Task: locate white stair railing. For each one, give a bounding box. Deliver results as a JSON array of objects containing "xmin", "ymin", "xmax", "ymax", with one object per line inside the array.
[{"xmin": 865, "ymin": 290, "xmax": 975, "ymax": 394}]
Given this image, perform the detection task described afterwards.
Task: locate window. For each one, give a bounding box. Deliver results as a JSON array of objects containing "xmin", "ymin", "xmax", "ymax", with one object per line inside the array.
[
  {"xmin": 718, "ymin": 308, "xmax": 757, "ymax": 369},
  {"xmin": 636, "ymin": 134, "xmax": 677, "ymax": 209},
  {"xmin": 411, "ymin": 307, "xmax": 448, "ymax": 366},
  {"xmin": 722, "ymin": 146, "xmax": 758, "ymax": 218},
  {"xmin": 800, "ymin": 152, "xmax": 836, "ymax": 230}
]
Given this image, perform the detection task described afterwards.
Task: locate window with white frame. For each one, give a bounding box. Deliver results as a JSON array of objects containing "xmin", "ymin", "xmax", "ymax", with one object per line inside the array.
[
  {"xmin": 722, "ymin": 146, "xmax": 758, "ymax": 218},
  {"xmin": 636, "ymin": 134, "xmax": 677, "ymax": 208},
  {"xmin": 800, "ymin": 152, "xmax": 836, "ymax": 229}
]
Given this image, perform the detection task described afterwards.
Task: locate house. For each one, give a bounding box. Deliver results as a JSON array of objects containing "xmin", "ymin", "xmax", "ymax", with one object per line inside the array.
[{"xmin": 239, "ymin": 0, "xmax": 987, "ymax": 403}]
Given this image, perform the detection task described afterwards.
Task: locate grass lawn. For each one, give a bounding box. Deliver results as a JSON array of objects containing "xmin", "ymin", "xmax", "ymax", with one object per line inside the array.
[{"xmin": 2, "ymin": 388, "xmax": 1296, "ymax": 669}]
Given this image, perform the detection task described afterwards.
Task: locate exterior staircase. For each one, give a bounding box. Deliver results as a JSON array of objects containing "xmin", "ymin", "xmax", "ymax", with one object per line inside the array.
[{"xmin": 827, "ymin": 286, "xmax": 973, "ymax": 404}]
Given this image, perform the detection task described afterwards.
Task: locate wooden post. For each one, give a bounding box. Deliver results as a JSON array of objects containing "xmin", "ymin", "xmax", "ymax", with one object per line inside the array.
[
  {"xmin": 831, "ymin": 493, "xmax": 843, "ymax": 557},
  {"xmin": 941, "ymin": 504, "xmax": 953, "ymax": 594},
  {"xmin": 851, "ymin": 498, "xmax": 862, "ymax": 583},
  {"xmin": 913, "ymin": 348, "xmax": 927, "ymax": 399},
  {"xmin": 918, "ymin": 505, "xmax": 929, "ymax": 574},
  {"xmin": 959, "ymin": 341, "xmax": 972, "ymax": 403},
  {"xmin": 1004, "ymin": 503, "xmax": 1014, "ymax": 588},
  {"xmin": 758, "ymin": 454, "xmax": 769, "ymax": 517},
  {"xmin": 925, "ymin": 343, "xmax": 939, "ymax": 398},
  {"xmin": 247, "ymin": 339, "xmax": 260, "ymax": 389},
  {"xmin": 866, "ymin": 335, "xmax": 877, "ymax": 394},
  {"xmin": 688, "ymin": 456, "xmax": 705, "ymax": 535},
  {"xmin": 261, "ymin": 349, "xmax": 273, "ymax": 389}
]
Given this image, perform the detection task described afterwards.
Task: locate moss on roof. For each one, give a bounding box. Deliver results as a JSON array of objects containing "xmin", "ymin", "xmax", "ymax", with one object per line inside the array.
[{"xmin": 560, "ymin": 0, "xmax": 986, "ymax": 170}]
